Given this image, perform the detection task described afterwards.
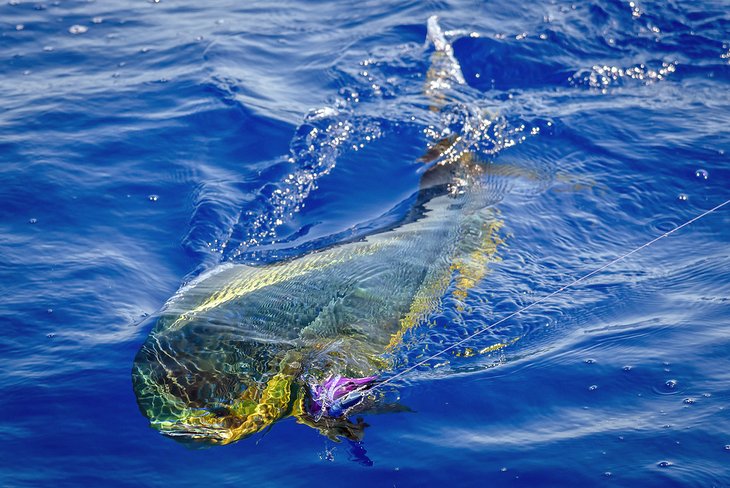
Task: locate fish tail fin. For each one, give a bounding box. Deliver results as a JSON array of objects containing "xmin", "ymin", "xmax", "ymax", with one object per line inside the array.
[{"xmin": 425, "ymin": 16, "xmax": 466, "ymax": 86}]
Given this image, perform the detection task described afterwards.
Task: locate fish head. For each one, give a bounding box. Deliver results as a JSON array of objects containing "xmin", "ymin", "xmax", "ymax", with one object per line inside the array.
[{"xmin": 132, "ymin": 314, "xmax": 300, "ymax": 445}]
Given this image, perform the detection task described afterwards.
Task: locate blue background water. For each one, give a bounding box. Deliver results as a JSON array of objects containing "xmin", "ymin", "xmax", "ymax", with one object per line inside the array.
[{"xmin": 2, "ymin": 0, "xmax": 729, "ymax": 486}]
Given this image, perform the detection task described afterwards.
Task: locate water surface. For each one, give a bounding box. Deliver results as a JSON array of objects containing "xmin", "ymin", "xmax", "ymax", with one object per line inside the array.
[{"xmin": 1, "ymin": 0, "xmax": 729, "ymax": 486}]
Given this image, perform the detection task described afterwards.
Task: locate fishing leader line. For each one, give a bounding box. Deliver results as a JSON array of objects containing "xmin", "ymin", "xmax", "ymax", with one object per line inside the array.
[{"xmin": 370, "ymin": 197, "xmax": 730, "ymax": 392}]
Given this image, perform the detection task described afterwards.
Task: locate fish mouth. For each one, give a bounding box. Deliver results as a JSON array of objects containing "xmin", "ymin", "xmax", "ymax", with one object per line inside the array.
[
  {"xmin": 158, "ymin": 423, "xmax": 231, "ymax": 444},
  {"xmin": 149, "ymin": 404, "xmax": 272, "ymax": 446},
  {"xmin": 153, "ymin": 414, "xmax": 240, "ymax": 445}
]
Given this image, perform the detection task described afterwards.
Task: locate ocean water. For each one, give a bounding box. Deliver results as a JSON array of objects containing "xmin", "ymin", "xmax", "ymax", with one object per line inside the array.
[{"xmin": 2, "ymin": 0, "xmax": 729, "ymax": 486}]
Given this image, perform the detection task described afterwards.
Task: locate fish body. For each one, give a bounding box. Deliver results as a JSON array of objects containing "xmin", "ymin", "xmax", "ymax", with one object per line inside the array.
[
  {"xmin": 132, "ymin": 17, "xmax": 506, "ymax": 445},
  {"xmin": 133, "ymin": 161, "xmax": 503, "ymax": 443}
]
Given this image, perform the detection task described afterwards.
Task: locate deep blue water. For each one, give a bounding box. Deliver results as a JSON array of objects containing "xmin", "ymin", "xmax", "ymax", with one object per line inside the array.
[{"xmin": 2, "ymin": 0, "xmax": 730, "ymax": 486}]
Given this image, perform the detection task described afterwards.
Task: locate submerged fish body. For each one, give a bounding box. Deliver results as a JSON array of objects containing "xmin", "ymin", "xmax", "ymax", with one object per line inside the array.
[
  {"xmin": 133, "ymin": 165, "xmax": 504, "ymax": 443},
  {"xmin": 132, "ymin": 17, "xmax": 507, "ymax": 445}
]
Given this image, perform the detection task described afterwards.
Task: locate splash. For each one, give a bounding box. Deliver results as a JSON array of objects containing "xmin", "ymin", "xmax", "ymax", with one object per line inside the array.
[
  {"xmin": 227, "ymin": 111, "xmax": 383, "ymax": 259},
  {"xmin": 570, "ymin": 61, "xmax": 676, "ymax": 91},
  {"xmin": 627, "ymin": 0, "xmax": 642, "ymax": 19},
  {"xmin": 214, "ymin": 18, "xmax": 539, "ymax": 263}
]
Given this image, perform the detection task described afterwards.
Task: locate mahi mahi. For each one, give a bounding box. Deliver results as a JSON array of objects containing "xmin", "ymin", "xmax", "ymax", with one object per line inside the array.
[{"xmin": 132, "ymin": 17, "xmax": 507, "ymax": 445}]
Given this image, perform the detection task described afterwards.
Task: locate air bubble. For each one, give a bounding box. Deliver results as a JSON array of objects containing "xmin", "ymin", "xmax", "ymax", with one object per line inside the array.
[
  {"xmin": 584, "ymin": 358, "xmax": 596, "ymax": 364},
  {"xmin": 589, "ymin": 385, "xmax": 598, "ymax": 391},
  {"xmin": 29, "ymin": 218, "xmax": 37, "ymax": 224},
  {"xmin": 695, "ymin": 169, "xmax": 708, "ymax": 180},
  {"xmin": 69, "ymin": 25, "xmax": 88, "ymax": 35},
  {"xmin": 148, "ymin": 195, "xmax": 159, "ymax": 202},
  {"xmin": 319, "ymin": 446, "xmax": 335, "ymax": 462},
  {"xmin": 657, "ymin": 461, "xmax": 672, "ymax": 468},
  {"xmin": 677, "ymin": 193, "xmax": 688, "ymax": 201},
  {"xmin": 665, "ymin": 379, "xmax": 677, "ymax": 389},
  {"xmin": 724, "ymin": 445, "xmax": 730, "ymax": 451},
  {"xmin": 683, "ymin": 398, "xmax": 696, "ymax": 404},
  {"xmin": 623, "ymin": 365, "xmax": 632, "ymax": 371}
]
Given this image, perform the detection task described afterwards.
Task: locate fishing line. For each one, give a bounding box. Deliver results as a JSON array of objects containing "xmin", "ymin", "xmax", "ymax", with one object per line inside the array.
[{"xmin": 370, "ymin": 197, "xmax": 730, "ymax": 392}]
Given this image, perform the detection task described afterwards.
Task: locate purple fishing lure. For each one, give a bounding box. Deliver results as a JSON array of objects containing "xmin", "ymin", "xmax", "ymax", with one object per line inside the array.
[{"xmin": 307, "ymin": 375, "xmax": 377, "ymax": 419}]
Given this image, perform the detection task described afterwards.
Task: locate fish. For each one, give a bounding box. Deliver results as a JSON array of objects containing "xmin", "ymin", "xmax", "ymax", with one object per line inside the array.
[{"xmin": 132, "ymin": 17, "xmax": 511, "ymax": 446}]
